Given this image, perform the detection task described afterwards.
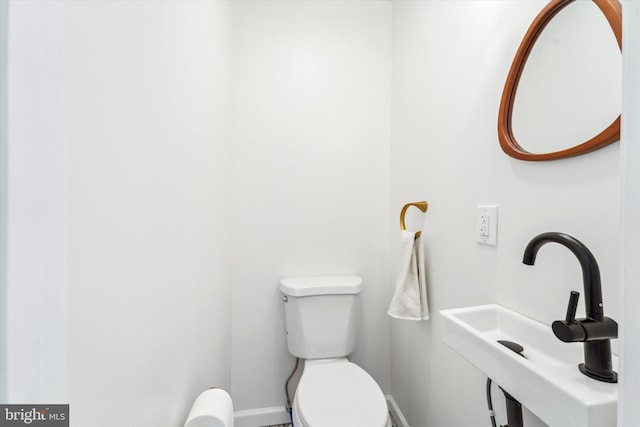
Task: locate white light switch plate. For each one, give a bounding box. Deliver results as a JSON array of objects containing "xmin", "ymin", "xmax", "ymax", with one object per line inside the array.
[{"xmin": 476, "ymin": 205, "xmax": 498, "ymax": 246}]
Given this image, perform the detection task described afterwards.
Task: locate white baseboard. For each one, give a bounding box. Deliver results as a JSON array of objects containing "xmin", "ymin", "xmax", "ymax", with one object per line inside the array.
[
  {"xmin": 386, "ymin": 395, "xmax": 410, "ymax": 427},
  {"xmin": 233, "ymin": 405, "xmax": 290, "ymax": 427}
]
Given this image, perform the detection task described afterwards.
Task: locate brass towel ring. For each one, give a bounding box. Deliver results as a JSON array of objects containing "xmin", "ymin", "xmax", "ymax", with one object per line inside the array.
[{"xmin": 400, "ymin": 201, "xmax": 428, "ymax": 238}]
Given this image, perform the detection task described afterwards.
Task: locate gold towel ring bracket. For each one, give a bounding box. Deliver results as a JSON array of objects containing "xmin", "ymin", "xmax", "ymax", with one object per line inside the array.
[{"xmin": 400, "ymin": 201, "xmax": 428, "ymax": 238}]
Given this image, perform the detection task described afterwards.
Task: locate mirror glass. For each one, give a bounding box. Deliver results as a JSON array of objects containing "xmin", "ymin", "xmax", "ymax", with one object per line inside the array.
[{"xmin": 511, "ymin": 1, "xmax": 621, "ymax": 155}]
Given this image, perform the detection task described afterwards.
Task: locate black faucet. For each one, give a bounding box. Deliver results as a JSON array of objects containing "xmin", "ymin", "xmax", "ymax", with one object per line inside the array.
[{"xmin": 522, "ymin": 232, "xmax": 618, "ymax": 383}]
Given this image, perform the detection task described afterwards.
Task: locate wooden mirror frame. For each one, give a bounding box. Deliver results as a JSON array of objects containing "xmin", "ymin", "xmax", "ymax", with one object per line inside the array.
[{"xmin": 498, "ymin": 0, "xmax": 622, "ymax": 161}]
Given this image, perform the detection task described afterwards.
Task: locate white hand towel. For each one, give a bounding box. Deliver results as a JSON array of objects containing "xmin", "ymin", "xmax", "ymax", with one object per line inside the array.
[{"xmin": 387, "ymin": 230, "xmax": 429, "ymax": 320}]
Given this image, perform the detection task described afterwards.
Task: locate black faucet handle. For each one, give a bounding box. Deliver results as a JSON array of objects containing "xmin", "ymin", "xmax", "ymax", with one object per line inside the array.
[
  {"xmin": 553, "ymin": 290, "xmax": 618, "ymax": 343},
  {"xmin": 553, "ymin": 291, "xmax": 587, "ymax": 342},
  {"xmin": 565, "ymin": 291, "xmax": 580, "ymax": 323}
]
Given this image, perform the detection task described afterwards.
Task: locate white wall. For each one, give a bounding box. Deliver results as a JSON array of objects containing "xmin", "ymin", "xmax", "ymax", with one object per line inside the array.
[
  {"xmin": 64, "ymin": 2, "xmax": 234, "ymax": 424},
  {"xmin": 391, "ymin": 1, "xmax": 621, "ymax": 426},
  {"xmin": 231, "ymin": 0, "xmax": 392, "ymax": 412},
  {"xmin": 0, "ymin": 0, "xmax": 235, "ymax": 424},
  {"xmin": 619, "ymin": 2, "xmax": 640, "ymax": 426},
  {"xmin": 5, "ymin": 1, "xmax": 69, "ymax": 403},
  {"xmin": 5, "ymin": 1, "xmax": 393, "ymax": 423},
  {"xmin": 0, "ymin": 0, "xmax": 8, "ymax": 404}
]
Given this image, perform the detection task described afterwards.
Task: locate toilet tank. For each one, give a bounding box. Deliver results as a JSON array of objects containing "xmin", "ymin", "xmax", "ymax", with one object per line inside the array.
[{"xmin": 280, "ymin": 276, "xmax": 363, "ymax": 359}]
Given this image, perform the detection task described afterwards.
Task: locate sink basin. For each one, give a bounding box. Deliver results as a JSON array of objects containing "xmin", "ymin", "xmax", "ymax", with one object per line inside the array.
[{"xmin": 440, "ymin": 304, "xmax": 617, "ymax": 427}]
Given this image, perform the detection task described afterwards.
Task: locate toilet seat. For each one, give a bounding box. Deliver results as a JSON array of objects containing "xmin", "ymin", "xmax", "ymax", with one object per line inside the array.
[{"xmin": 293, "ymin": 359, "xmax": 390, "ymax": 427}]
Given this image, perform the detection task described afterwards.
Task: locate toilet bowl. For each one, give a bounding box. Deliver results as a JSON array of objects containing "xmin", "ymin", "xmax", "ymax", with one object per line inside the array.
[
  {"xmin": 280, "ymin": 276, "xmax": 391, "ymax": 427},
  {"xmin": 292, "ymin": 358, "xmax": 391, "ymax": 427}
]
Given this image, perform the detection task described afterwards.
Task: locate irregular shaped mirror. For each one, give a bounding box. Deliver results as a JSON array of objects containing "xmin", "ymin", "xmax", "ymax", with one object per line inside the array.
[{"xmin": 498, "ymin": 0, "xmax": 621, "ymax": 161}]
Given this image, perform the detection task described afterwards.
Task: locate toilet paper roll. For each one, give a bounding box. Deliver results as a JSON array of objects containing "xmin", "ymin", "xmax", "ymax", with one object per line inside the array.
[{"xmin": 184, "ymin": 388, "xmax": 234, "ymax": 427}]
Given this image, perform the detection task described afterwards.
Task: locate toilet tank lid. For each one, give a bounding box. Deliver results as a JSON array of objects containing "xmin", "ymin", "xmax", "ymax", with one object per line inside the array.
[{"xmin": 280, "ymin": 275, "xmax": 363, "ymax": 297}]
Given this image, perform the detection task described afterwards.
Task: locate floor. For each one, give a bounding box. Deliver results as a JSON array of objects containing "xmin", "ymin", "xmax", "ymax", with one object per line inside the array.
[{"xmin": 263, "ymin": 410, "xmax": 400, "ymax": 427}]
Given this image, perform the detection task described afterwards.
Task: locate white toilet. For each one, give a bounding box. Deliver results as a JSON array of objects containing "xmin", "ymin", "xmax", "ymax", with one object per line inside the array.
[{"xmin": 280, "ymin": 275, "xmax": 391, "ymax": 427}]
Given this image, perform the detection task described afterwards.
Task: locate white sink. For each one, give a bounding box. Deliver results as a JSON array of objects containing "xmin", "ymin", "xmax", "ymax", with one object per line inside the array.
[{"xmin": 440, "ymin": 304, "xmax": 617, "ymax": 427}]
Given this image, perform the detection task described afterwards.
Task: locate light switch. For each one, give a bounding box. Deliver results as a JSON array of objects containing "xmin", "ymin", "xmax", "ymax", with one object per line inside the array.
[{"xmin": 477, "ymin": 205, "xmax": 498, "ymax": 246}]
